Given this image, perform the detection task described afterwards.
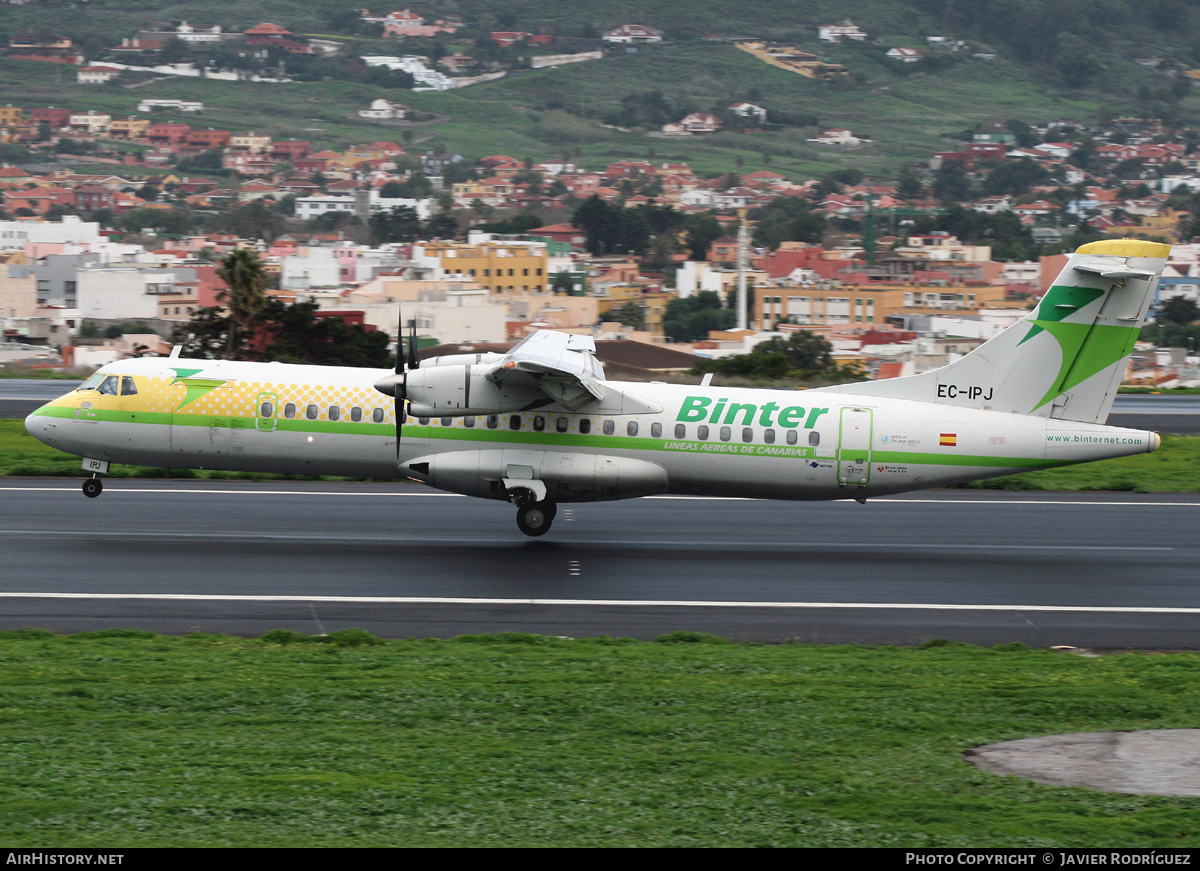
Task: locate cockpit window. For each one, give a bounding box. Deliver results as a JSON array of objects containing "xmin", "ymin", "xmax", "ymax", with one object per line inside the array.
[
  {"xmin": 120, "ymin": 377, "xmax": 138, "ymax": 396},
  {"xmin": 78, "ymin": 374, "xmax": 105, "ymax": 391},
  {"xmin": 97, "ymin": 376, "xmax": 119, "ymax": 396}
]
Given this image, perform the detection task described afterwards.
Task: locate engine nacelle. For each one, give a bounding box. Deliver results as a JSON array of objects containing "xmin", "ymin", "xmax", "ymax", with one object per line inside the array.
[
  {"xmin": 402, "ymin": 449, "xmax": 669, "ymax": 503},
  {"xmin": 405, "ymin": 363, "xmax": 542, "ymax": 416}
]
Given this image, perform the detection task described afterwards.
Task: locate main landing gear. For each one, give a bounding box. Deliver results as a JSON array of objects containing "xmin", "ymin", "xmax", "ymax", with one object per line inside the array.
[
  {"xmin": 82, "ymin": 475, "xmax": 103, "ymax": 498},
  {"xmin": 509, "ymin": 487, "xmax": 556, "ymax": 537}
]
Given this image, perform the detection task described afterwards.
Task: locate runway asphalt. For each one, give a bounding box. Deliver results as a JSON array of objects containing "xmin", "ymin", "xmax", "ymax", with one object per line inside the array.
[{"xmin": 2, "ymin": 479, "xmax": 1199, "ymax": 647}]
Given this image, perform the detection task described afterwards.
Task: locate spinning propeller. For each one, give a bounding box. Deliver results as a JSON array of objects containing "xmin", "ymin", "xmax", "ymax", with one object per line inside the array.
[{"xmin": 373, "ymin": 308, "xmax": 420, "ymax": 460}]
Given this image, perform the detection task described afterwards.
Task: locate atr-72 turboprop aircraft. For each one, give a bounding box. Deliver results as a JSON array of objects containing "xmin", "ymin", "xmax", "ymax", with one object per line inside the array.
[{"xmin": 25, "ymin": 239, "xmax": 1168, "ymax": 536}]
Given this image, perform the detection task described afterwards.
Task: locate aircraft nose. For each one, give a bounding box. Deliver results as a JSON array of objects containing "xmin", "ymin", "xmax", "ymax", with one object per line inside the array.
[{"xmin": 24, "ymin": 407, "xmax": 51, "ymax": 445}]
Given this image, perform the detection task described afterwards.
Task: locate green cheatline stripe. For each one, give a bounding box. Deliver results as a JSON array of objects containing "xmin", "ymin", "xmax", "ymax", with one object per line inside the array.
[
  {"xmin": 30, "ymin": 406, "xmax": 1061, "ymax": 470},
  {"xmin": 871, "ymin": 450, "xmax": 1066, "ymax": 469}
]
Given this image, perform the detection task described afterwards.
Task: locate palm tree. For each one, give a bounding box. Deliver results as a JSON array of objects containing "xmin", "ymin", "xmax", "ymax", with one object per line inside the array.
[{"xmin": 215, "ymin": 248, "xmax": 269, "ymax": 359}]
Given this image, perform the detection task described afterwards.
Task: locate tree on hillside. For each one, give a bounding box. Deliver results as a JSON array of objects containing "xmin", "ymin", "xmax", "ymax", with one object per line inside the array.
[
  {"xmin": 259, "ymin": 302, "xmax": 391, "ymax": 367},
  {"xmin": 571, "ymin": 195, "xmax": 654, "ymax": 256},
  {"xmin": 682, "ymin": 212, "xmax": 723, "ymax": 261},
  {"xmin": 369, "ymin": 205, "xmax": 424, "ymax": 244},
  {"xmin": 933, "ymin": 158, "xmax": 973, "ymax": 203},
  {"xmin": 173, "ymin": 300, "xmax": 391, "ymax": 366},
  {"xmin": 895, "ymin": 164, "xmax": 925, "ymax": 201},
  {"xmin": 663, "ymin": 291, "xmax": 734, "ymax": 342},
  {"xmin": 748, "ymin": 197, "xmax": 826, "ymax": 249},
  {"xmin": 214, "ymin": 248, "xmax": 269, "ymax": 359},
  {"xmin": 1160, "ymin": 295, "xmax": 1199, "ymax": 326},
  {"xmin": 213, "ymin": 202, "xmax": 285, "ymax": 242},
  {"xmin": 690, "ymin": 331, "xmax": 858, "ymax": 382}
]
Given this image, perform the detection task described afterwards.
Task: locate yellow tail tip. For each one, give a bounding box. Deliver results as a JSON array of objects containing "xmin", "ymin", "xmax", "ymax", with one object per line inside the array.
[{"xmin": 1075, "ymin": 239, "xmax": 1171, "ymax": 258}]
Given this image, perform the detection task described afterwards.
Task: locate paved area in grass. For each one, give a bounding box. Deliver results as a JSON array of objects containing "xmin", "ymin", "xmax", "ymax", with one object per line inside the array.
[{"xmin": 967, "ymin": 730, "xmax": 1200, "ymax": 796}]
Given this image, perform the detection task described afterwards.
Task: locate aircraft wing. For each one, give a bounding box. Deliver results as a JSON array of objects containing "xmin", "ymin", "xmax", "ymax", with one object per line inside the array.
[{"xmin": 489, "ymin": 330, "xmax": 661, "ymax": 414}]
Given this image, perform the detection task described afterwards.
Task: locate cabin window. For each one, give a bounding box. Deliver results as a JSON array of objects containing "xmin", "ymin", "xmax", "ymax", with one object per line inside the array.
[
  {"xmin": 697, "ymin": 425, "xmax": 709, "ymax": 441},
  {"xmin": 97, "ymin": 375, "xmax": 119, "ymax": 396},
  {"xmin": 350, "ymin": 407, "xmax": 363, "ymax": 422},
  {"xmin": 651, "ymin": 422, "xmax": 662, "ymax": 438},
  {"xmin": 487, "ymin": 414, "xmax": 499, "ymax": 429},
  {"xmin": 809, "ymin": 431, "xmax": 820, "ymax": 446},
  {"xmin": 464, "ymin": 415, "xmax": 475, "ymax": 428},
  {"xmin": 372, "ymin": 408, "xmax": 384, "ymax": 423},
  {"xmin": 602, "ymin": 419, "xmax": 615, "ymax": 436},
  {"xmin": 306, "ymin": 404, "xmax": 318, "ymax": 420},
  {"xmin": 441, "ymin": 416, "xmax": 453, "ymax": 427},
  {"xmin": 120, "ymin": 377, "xmax": 138, "ymax": 396},
  {"xmin": 419, "ymin": 416, "xmax": 430, "ymax": 425},
  {"xmin": 329, "ymin": 406, "xmax": 341, "ymax": 421},
  {"xmin": 786, "ymin": 430, "xmax": 798, "ymax": 445},
  {"xmin": 579, "ymin": 418, "xmax": 591, "ymax": 434},
  {"xmin": 284, "ymin": 403, "xmax": 297, "ymax": 419},
  {"xmin": 533, "ymin": 415, "xmax": 545, "ymax": 432},
  {"xmin": 259, "ymin": 400, "xmax": 274, "ymax": 418},
  {"xmin": 719, "ymin": 426, "xmax": 731, "ymax": 442},
  {"xmin": 742, "ymin": 427, "xmax": 753, "ymax": 443},
  {"xmin": 509, "ymin": 415, "xmax": 521, "ymax": 430},
  {"xmin": 674, "ymin": 423, "xmax": 686, "ymax": 439},
  {"xmin": 627, "ymin": 421, "xmax": 638, "ymax": 437},
  {"xmin": 556, "ymin": 417, "xmax": 568, "ymax": 433},
  {"xmin": 764, "ymin": 429, "xmax": 776, "ymax": 444}
]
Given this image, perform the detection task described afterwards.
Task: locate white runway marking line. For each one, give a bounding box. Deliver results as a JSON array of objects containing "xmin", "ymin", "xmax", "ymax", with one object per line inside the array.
[
  {"xmin": 0, "ymin": 530, "xmax": 1172, "ymax": 551},
  {"xmin": 2, "ymin": 591, "xmax": 1200, "ymax": 615},
  {"xmin": 3, "ymin": 485, "xmax": 1200, "ymax": 508}
]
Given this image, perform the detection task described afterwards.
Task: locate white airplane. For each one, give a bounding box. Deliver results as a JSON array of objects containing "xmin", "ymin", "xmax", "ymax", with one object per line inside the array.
[{"xmin": 25, "ymin": 239, "xmax": 1167, "ymax": 536}]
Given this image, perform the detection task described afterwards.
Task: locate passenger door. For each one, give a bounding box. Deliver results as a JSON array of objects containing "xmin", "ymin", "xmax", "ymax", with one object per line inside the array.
[{"xmin": 837, "ymin": 406, "xmax": 873, "ymax": 486}]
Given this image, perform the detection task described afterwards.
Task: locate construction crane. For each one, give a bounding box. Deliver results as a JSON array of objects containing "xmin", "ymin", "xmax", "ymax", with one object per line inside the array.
[{"xmin": 862, "ymin": 192, "xmax": 946, "ymax": 266}]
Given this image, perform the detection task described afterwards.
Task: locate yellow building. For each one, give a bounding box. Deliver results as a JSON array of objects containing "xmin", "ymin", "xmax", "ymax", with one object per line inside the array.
[
  {"xmin": 418, "ymin": 241, "xmax": 550, "ymax": 294},
  {"xmin": 0, "ymin": 105, "xmax": 22, "ymax": 126},
  {"xmin": 759, "ymin": 281, "xmax": 1013, "ymax": 326},
  {"xmin": 598, "ymin": 284, "xmax": 670, "ymax": 338},
  {"xmin": 1136, "ymin": 209, "xmax": 1184, "ymax": 242},
  {"xmin": 108, "ymin": 117, "xmax": 150, "ymax": 140},
  {"xmin": 230, "ymin": 132, "xmax": 272, "ymax": 153}
]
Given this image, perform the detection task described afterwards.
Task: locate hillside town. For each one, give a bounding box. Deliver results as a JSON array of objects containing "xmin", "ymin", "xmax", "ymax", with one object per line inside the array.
[{"xmin": 2, "ymin": 10, "xmax": 1200, "ymax": 386}]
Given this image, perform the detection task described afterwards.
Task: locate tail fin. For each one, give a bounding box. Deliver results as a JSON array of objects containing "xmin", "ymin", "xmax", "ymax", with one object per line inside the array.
[{"xmin": 823, "ymin": 239, "xmax": 1169, "ymax": 423}]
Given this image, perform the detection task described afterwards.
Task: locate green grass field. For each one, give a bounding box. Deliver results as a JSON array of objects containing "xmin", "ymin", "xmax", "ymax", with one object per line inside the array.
[
  {"xmin": 0, "ymin": 631, "xmax": 1197, "ymax": 846},
  {"xmin": 4, "ymin": 418, "xmax": 1199, "ymax": 490}
]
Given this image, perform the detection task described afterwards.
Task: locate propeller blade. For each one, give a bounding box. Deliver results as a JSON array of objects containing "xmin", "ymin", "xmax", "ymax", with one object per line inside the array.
[
  {"xmin": 395, "ymin": 307, "xmax": 406, "ymax": 460},
  {"xmin": 407, "ymin": 318, "xmax": 420, "ymax": 371}
]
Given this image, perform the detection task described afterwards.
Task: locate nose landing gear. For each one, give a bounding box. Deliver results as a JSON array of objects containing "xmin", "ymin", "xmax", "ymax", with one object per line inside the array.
[{"xmin": 82, "ymin": 475, "xmax": 103, "ymax": 498}]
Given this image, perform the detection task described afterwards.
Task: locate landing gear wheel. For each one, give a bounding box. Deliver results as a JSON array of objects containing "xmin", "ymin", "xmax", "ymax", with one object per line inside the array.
[
  {"xmin": 82, "ymin": 477, "xmax": 103, "ymax": 498},
  {"xmin": 516, "ymin": 501, "xmax": 554, "ymax": 537}
]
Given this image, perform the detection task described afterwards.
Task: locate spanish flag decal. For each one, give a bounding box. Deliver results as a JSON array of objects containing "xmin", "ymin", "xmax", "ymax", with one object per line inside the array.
[{"xmin": 940, "ymin": 433, "xmax": 957, "ymax": 446}]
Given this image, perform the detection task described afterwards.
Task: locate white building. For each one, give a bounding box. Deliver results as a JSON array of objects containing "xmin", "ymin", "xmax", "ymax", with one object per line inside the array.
[
  {"xmin": 294, "ymin": 192, "xmax": 433, "ymax": 221},
  {"xmin": 817, "ymin": 23, "xmax": 867, "ymax": 42},
  {"xmin": 68, "ymin": 111, "xmax": 111, "ymax": 134},
  {"xmin": 358, "ymin": 98, "xmax": 408, "ymax": 120},
  {"xmin": 174, "ymin": 21, "xmax": 223, "ymax": 44},
  {"xmin": 0, "ymin": 216, "xmax": 102, "ymax": 247},
  {"xmin": 602, "ymin": 24, "xmax": 663, "ymax": 44},
  {"xmin": 281, "ymin": 248, "xmax": 342, "ymax": 292},
  {"xmin": 361, "ymin": 55, "xmax": 453, "ymax": 90},
  {"xmin": 728, "ymin": 102, "xmax": 767, "ymax": 123},
  {"xmin": 77, "ymin": 65, "xmax": 120, "ymax": 85},
  {"xmin": 136, "ymin": 99, "xmax": 204, "ymax": 113},
  {"xmin": 76, "ymin": 267, "xmax": 180, "ymax": 320}
]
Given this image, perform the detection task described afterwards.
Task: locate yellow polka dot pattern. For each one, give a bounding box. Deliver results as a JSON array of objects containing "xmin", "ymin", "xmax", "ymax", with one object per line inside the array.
[{"xmin": 127, "ymin": 376, "xmax": 396, "ymax": 424}]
